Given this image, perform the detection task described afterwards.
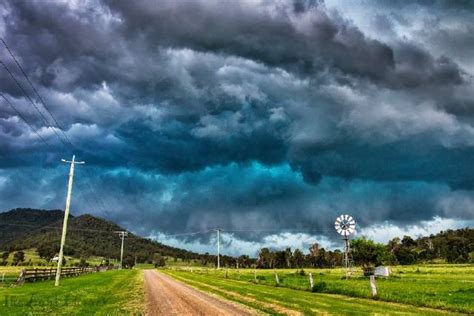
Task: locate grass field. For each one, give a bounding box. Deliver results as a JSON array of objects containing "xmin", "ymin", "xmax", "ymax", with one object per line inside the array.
[
  {"xmin": 1, "ymin": 263, "xmax": 472, "ymax": 315},
  {"xmin": 0, "ymin": 269, "xmax": 144, "ymax": 315},
  {"xmin": 163, "ymin": 264, "xmax": 474, "ymax": 314}
]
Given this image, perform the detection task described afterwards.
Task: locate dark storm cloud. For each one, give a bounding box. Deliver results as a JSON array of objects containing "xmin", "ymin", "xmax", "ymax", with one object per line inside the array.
[
  {"xmin": 104, "ymin": 0, "xmax": 465, "ymax": 89},
  {"xmin": 0, "ymin": 0, "xmax": 473, "ymax": 251}
]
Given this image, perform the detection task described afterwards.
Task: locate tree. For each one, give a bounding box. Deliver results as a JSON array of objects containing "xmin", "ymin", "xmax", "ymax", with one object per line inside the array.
[
  {"xmin": 1, "ymin": 251, "xmax": 9, "ymax": 261},
  {"xmin": 285, "ymin": 248, "xmax": 292, "ymax": 268},
  {"xmin": 257, "ymin": 248, "xmax": 272, "ymax": 268},
  {"xmin": 445, "ymin": 236, "xmax": 470, "ymax": 263},
  {"xmin": 327, "ymin": 249, "xmax": 343, "ymax": 267},
  {"xmin": 309, "ymin": 243, "xmax": 320, "ymax": 257},
  {"xmin": 78, "ymin": 258, "xmax": 89, "ymax": 267},
  {"xmin": 351, "ymin": 238, "xmax": 388, "ymax": 270},
  {"xmin": 37, "ymin": 244, "xmax": 57, "ymax": 261},
  {"xmin": 274, "ymin": 251, "xmax": 287, "ymax": 268},
  {"xmin": 401, "ymin": 236, "xmax": 417, "ymax": 248},
  {"xmin": 123, "ymin": 254, "xmax": 135, "ymax": 269},
  {"xmin": 154, "ymin": 254, "xmax": 166, "ymax": 267},
  {"xmin": 292, "ymin": 249, "xmax": 305, "ymax": 268},
  {"xmin": 12, "ymin": 251, "xmax": 25, "ymax": 266},
  {"xmin": 237, "ymin": 255, "xmax": 251, "ymax": 268},
  {"xmin": 393, "ymin": 235, "xmax": 418, "ymax": 265},
  {"xmin": 315, "ymin": 248, "xmax": 328, "ymax": 268}
]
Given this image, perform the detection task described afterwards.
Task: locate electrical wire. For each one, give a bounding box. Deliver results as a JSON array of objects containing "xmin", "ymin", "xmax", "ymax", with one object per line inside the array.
[
  {"xmin": 0, "ymin": 38, "xmax": 110, "ymax": 215},
  {"xmin": 0, "ymin": 222, "xmax": 336, "ymax": 238},
  {"xmin": 0, "ymin": 92, "xmax": 53, "ymax": 150},
  {"xmin": 0, "ymin": 60, "xmax": 67, "ymax": 148},
  {"xmin": 0, "ymin": 38, "xmax": 73, "ymax": 147}
]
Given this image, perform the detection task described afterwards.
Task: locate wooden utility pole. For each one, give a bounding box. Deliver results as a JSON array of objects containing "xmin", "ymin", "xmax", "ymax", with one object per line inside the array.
[
  {"xmin": 216, "ymin": 229, "xmax": 221, "ymax": 269},
  {"xmin": 116, "ymin": 231, "xmax": 128, "ymax": 269},
  {"xmin": 55, "ymin": 155, "xmax": 84, "ymax": 287}
]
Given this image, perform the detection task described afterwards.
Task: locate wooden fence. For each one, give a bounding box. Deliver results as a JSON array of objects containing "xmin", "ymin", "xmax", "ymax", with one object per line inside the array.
[{"xmin": 16, "ymin": 266, "xmax": 118, "ymax": 284}]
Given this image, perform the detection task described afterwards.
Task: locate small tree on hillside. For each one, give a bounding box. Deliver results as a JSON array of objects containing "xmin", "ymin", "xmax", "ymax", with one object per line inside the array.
[
  {"xmin": 12, "ymin": 251, "xmax": 25, "ymax": 266},
  {"xmin": 37, "ymin": 244, "xmax": 57, "ymax": 262},
  {"xmin": 1, "ymin": 251, "xmax": 9, "ymax": 261}
]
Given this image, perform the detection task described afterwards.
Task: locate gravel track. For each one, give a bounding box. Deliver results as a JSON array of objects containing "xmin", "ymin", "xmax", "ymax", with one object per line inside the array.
[{"xmin": 144, "ymin": 270, "xmax": 257, "ymax": 315}]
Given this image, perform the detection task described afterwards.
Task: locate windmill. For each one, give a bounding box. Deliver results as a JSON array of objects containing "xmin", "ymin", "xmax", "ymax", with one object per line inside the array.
[{"xmin": 334, "ymin": 214, "xmax": 356, "ymax": 278}]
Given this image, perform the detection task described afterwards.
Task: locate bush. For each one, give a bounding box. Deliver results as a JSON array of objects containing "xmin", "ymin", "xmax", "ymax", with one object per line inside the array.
[
  {"xmin": 12, "ymin": 251, "xmax": 25, "ymax": 266},
  {"xmin": 363, "ymin": 266, "xmax": 375, "ymax": 276},
  {"xmin": 312, "ymin": 281, "xmax": 327, "ymax": 293}
]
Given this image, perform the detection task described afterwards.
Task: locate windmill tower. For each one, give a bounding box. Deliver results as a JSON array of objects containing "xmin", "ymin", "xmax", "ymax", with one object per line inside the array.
[{"xmin": 334, "ymin": 214, "xmax": 356, "ymax": 278}]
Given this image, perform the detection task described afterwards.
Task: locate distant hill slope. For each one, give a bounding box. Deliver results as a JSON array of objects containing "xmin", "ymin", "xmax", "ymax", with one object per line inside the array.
[
  {"xmin": 0, "ymin": 208, "xmax": 65, "ymax": 247},
  {"xmin": 0, "ymin": 208, "xmax": 200, "ymax": 263}
]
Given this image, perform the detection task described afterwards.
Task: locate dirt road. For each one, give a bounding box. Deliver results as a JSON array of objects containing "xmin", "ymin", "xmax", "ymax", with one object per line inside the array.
[{"xmin": 144, "ymin": 270, "xmax": 256, "ymax": 315}]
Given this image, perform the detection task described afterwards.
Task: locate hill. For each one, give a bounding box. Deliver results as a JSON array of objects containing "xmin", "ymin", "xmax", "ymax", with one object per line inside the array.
[
  {"xmin": 0, "ymin": 208, "xmax": 202, "ymax": 264},
  {"xmin": 0, "ymin": 208, "xmax": 65, "ymax": 247}
]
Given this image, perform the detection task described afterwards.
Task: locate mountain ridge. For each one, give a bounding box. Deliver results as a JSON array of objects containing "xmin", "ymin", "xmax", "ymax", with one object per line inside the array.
[{"xmin": 0, "ymin": 208, "xmax": 201, "ymax": 263}]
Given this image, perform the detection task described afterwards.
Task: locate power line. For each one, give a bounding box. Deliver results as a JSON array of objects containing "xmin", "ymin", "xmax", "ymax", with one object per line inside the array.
[
  {"xmin": 0, "ymin": 222, "xmax": 336, "ymax": 237},
  {"xmin": 0, "ymin": 38, "xmax": 73, "ymax": 147},
  {"xmin": 0, "ymin": 60, "xmax": 67, "ymax": 148},
  {"xmin": 0, "ymin": 39, "xmax": 108, "ymax": 214},
  {"xmin": 222, "ymin": 228, "xmax": 336, "ymax": 233},
  {"xmin": 0, "ymin": 92, "xmax": 53, "ymax": 149}
]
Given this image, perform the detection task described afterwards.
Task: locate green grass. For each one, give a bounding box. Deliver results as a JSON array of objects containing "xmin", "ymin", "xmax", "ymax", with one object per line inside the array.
[
  {"xmin": 0, "ymin": 269, "xmax": 144, "ymax": 315},
  {"xmin": 164, "ymin": 257, "xmax": 208, "ymax": 267},
  {"xmin": 163, "ymin": 264, "xmax": 474, "ymax": 314},
  {"xmin": 163, "ymin": 269, "xmax": 458, "ymax": 315}
]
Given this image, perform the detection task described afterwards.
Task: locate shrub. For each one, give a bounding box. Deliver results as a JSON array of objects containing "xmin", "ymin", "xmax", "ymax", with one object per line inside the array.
[
  {"xmin": 363, "ymin": 266, "xmax": 375, "ymax": 276},
  {"xmin": 312, "ymin": 281, "xmax": 327, "ymax": 293},
  {"xmin": 12, "ymin": 251, "xmax": 25, "ymax": 266}
]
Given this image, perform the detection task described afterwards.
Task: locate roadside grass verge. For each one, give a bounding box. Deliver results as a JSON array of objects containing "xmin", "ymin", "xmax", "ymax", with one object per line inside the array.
[
  {"xmin": 167, "ymin": 264, "xmax": 473, "ymax": 314},
  {"xmin": 0, "ymin": 269, "xmax": 144, "ymax": 315},
  {"xmin": 163, "ymin": 269, "xmax": 457, "ymax": 315}
]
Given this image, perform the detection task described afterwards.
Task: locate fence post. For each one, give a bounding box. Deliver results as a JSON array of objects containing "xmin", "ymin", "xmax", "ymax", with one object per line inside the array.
[
  {"xmin": 16, "ymin": 269, "xmax": 26, "ymax": 285},
  {"xmin": 370, "ymin": 275, "xmax": 377, "ymax": 298},
  {"xmin": 309, "ymin": 272, "xmax": 314, "ymax": 289},
  {"xmin": 274, "ymin": 270, "xmax": 279, "ymax": 286}
]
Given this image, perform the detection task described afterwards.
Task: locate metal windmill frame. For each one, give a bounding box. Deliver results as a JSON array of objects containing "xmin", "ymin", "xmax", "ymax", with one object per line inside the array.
[{"xmin": 334, "ymin": 214, "xmax": 356, "ymax": 278}]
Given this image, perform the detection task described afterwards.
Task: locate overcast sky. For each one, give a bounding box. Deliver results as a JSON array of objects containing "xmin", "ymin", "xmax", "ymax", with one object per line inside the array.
[{"xmin": 0, "ymin": 0, "xmax": 473, "ymax": 256}]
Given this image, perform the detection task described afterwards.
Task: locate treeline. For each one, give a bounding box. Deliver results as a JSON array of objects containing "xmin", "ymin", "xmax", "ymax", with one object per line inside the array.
[
  {"xmin": 352, "ymin": 228, "xmax": 473, "ymax": 268},
  {"xmin": 255, "ymin": 228, "xmax": 473, "ymax": 269},
  {"xmin": 255, "ymin": 245, "xmax": 342, "ymax": 269}
]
